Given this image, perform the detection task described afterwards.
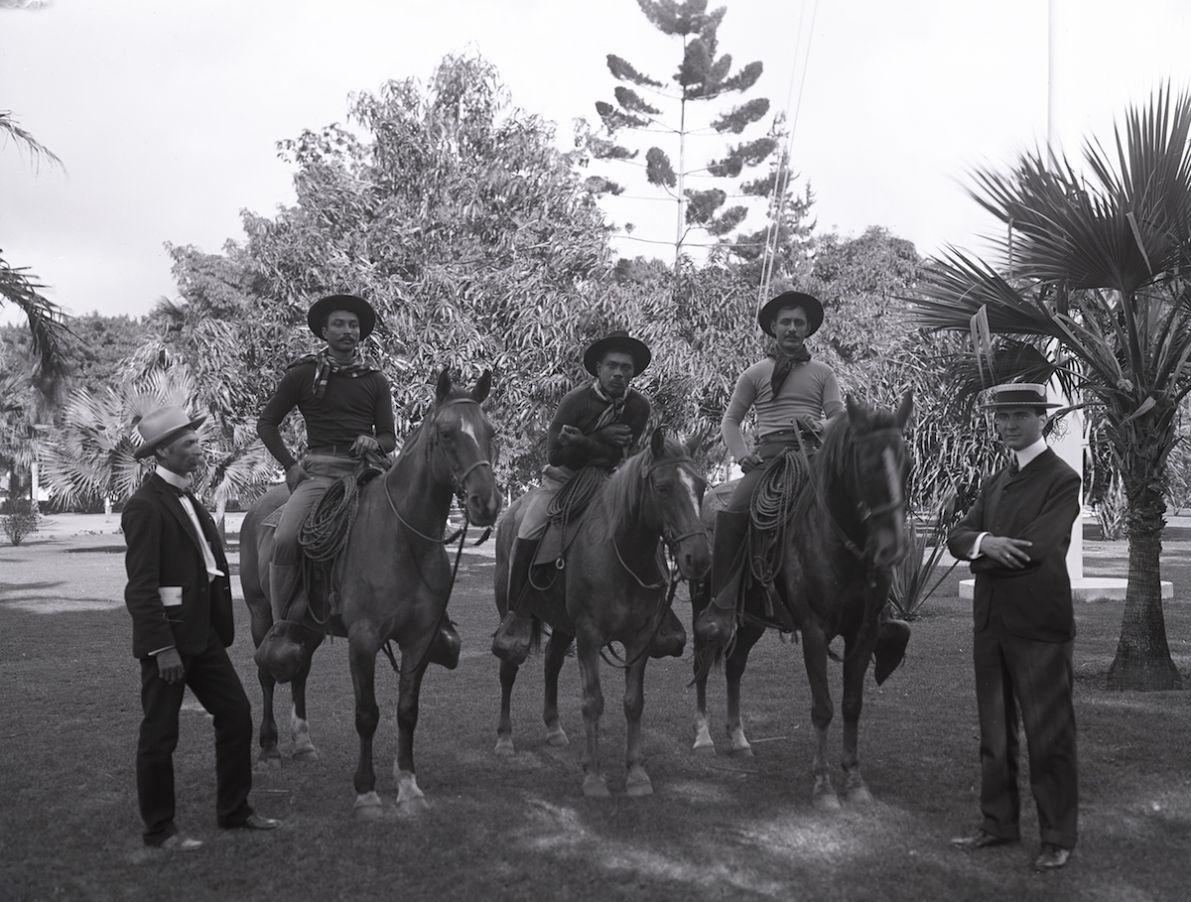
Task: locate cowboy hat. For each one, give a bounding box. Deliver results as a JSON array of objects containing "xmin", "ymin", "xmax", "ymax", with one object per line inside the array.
[
  {"xmin": 306, "ymin": 294, "xmax": 377, "ymax": 340},
  {"xmin": 582, "ymin": 330, "xmax": 652, "ymax": 376},
  {"xmin": 133, "ymin": 406, "xmax": 208, "ymax": 460},
  {"xmin": 979, "ymin": 383, "xmax": 1063, "ymax": 410},
  {"xmin": 757, "ymin": 290, "xmax": 824, "ymax": 337}
]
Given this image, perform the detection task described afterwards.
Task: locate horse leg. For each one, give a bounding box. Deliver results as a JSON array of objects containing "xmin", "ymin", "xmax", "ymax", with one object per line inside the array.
[
  {"xmin": 840, "ymin": 636, "xmax": 874, "ymax": 804},
  {"xmin": 800, "ymin": 624, "xmax": 840, "ymax": 811},
  {"xmin": 543, "ymin": 630, "xmax": 572, "ymax": 747},
  {"xmin": 290, "ymin": 665, "xmax": 317, "ymax": 761},
  {"xmin": 348, "ymin": 633, "xmax": 383, "ymax": 818},
  {"xmin": 725, "ymin": 621, "xmax": 764, "ymax": 756},
  {"xmin": 576, "ymin": 634, "xmax": 610, "ymax": 799},
  {"xmin": 690, "ymin": 575, "xmax": 715, "ymax": 753},
  {"xmin": 247, "ymin": 591, "xmax": 283, "ymax": 768},
  {"xmin": 624, "ymin": 652, "xmax": 652, "ymax": 797},
  {"xmin": 495, "ymin": 658, "xmax": 519, "ymax": 756},
  {"xmin": 394, "ymin": 655, "xmax": 429, "ymax": 816}
]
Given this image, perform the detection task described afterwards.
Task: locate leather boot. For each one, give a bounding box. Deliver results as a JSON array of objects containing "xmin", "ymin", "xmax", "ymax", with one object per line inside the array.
[
  {"xmin": 429, "ymin": 619, "xmax": 461, "ymax": 670},
  {"xmin": 491, "ymin": 537, "xmax": 537, "ymax": 665},
  {"xmin": 649, "ymin": 605, "xmax": 687, "ymax": 659},
  {"xmin": 873, "ymin": 618, "xmax": 911, "ymax": 685},
  {"xmin": 254, "ymin": 563, "xmax": 309, "ymax": 683},
  {"xmin": 694, "ymin": 510, "xmax": 750, "ymax": 648}
]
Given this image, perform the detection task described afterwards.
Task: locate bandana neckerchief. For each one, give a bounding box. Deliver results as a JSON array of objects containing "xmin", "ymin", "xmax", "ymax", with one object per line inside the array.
[
  {"xmin": 769, "ymin": 345, "xmax": 812, "ymax": 396},
  {"xmin": 289, "ymin": 348, "xmax": 380, "ymax": 399},
  {"xmin": 591, "ymin": 379, "xmax": 627, "ymax": 431}
]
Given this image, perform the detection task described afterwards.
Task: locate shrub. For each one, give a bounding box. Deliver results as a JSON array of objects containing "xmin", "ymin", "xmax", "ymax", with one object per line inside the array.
[
  {"xmin": 1094, "ymin": 476, "xmax": 1127, "ymax": 540},
  {"xmin": 888, "ymin": 489, "xmax": 962, "ymax": 621},
  {"xmin": 1, "ymin": 500, "xmax": 40, "ymax": 547}
]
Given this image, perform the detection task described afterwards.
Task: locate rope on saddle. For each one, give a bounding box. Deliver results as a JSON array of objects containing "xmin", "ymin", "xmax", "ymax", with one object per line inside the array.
[
  {"xmin": 546, "ymin": 465, "xmax": 605, "ymax": 525},
  {"xmin": 747, "ymin": 447, "xmax": 812, "ymax": 592}
]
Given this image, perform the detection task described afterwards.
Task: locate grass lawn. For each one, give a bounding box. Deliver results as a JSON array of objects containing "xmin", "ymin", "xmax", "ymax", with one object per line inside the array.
[{"xmin": 1, "ymin": 523, "xmax": 1189, "ymax": 902}]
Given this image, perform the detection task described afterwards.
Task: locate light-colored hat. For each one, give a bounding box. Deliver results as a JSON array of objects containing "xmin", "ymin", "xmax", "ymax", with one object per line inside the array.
[
  {"xmin": 133, "ymin": 406, "xmax": 207, "ymax": 460},
  {"xmin": 979, "ymin": 383, "xmax": 1063, "ymax": 410}
]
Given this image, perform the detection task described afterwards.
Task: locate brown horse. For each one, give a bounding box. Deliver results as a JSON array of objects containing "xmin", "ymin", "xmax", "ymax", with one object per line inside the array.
[
  {"xmin": 241, "ymin": 368, "xmax": 501, "ymax": 815},
  {"xmin": 493, "ymin": 429, "xmax": 710, "ymax": 798},
  {"xmin": 691, "ymin": 393, "xmax": 912, "ymax": 809}
]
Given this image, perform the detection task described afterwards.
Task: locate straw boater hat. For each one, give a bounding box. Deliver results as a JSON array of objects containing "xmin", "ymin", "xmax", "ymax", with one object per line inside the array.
[
  {"xmin": 306, "ymin": 293, "xmax": 377, "ymax": 340},
  {"xmin": 583, "ymin": 330, "xmax": 652, "ymax": 376},
  {"xmin": 133, "ymin": 406, "xmax": 207, "ymax": 460},
  {"xmin": 757, "ymin": 290, "xmax": 824, "ymax": 337},
  {"xmin": 979, "ymin": 383, "xmax": 1063, "ymax": 410}
]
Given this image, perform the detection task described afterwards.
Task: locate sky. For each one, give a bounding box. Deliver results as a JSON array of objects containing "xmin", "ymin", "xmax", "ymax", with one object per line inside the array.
[{"xmin": 3, "ymin": 0, "xmax": 1191, "ymax": 324}]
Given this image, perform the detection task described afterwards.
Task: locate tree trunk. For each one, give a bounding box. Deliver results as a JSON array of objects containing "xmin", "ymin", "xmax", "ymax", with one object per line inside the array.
[{"xmin": 1106, "ymin": 486, "xmax": 1183, "ymax": 691}]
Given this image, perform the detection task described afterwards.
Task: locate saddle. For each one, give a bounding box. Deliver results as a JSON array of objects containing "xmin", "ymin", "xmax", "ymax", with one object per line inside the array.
[{"xmin": 531, "ymin": 465, "xmax": 608, "ymax": 568}]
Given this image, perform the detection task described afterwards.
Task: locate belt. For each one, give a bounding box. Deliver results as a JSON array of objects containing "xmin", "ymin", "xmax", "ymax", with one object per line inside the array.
[
  {"xmin": 306, "ymin": 445, "xmax": 356, "ymax": 457},
  {"xmin": 758, "ymin": 429, "xmax": 809, "ymax": 443}
]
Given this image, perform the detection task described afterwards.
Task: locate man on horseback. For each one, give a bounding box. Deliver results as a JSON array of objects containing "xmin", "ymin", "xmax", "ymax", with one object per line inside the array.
[
  {"xmin": 492, "ymin": 330, "xmax": 685, "ymax": 663},
  {"xmin": 253, "ymin": 294, "xmax": 398, "ymax": 681},
  {"xmin": 695, "ymin": 290, "xmax": 911, "ymax": 672}
]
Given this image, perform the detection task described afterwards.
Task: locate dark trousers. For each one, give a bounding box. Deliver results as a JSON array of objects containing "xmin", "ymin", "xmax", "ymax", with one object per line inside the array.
[
  {"xmin": 973, "ymin": 624, "xmax": 1078, "ymax": 849},
  {"xmin": 137, "ymin": 631, "xmax": 254, "ymax": 844}
]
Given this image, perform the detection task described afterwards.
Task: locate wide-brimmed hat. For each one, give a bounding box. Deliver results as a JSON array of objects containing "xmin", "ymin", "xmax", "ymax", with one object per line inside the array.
[
  {"xmin": 133, "ymin": 406, "xmax": 207, "ymax": 460},
  {"xmin": 757, "ymin": 290, "xmax": 824, "ymax": 337},
  {"xmin": 307, "ymin": 294, "xmax": 377, "ymax": 340},
  {"xmin": 582, "ymin": 330, "xmax": 652, "ymax": 376},
  {"xmin": 979, "ymin": 383, "xmax": 1063, "ymax": 410}
]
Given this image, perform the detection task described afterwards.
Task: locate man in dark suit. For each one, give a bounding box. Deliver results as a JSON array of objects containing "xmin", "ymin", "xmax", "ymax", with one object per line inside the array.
[
  {"xmin": 946, "ymin": 383, "xmax": 1081, "ymax": 871},
  {"xmin": 123, "ymin": 406, "xmax": 281, "ymax": 851}
]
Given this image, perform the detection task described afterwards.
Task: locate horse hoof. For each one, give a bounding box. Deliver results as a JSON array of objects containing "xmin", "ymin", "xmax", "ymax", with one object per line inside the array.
[
  {"xmin": 625, "ymin": 768, "xmax": 654, "ymax": 797},
  {"xmin": 845, "ymin": 785, "xmax": 874, "ymax": 805},
  {"xmin": 813, "ymin": 791, "xmax": 842, "ymax": 812},
  {"xmin": 494, "ymin": 735, "xmax": 515, "ymax": 757},
  {"xmin": 729, "ymin": 745, "xmax": 755, "ymax": 758},
  {"xmin": 692, "ymin": 739, "xmax": 716, "ymax": 754},
  {"xmin": 257, "ymin": 751, "xmax": 283, "ymax": 770},
  {"xmin": 353, "ymin": 793, "xmax": 384, "ymax": 819},
  {"xmin": 396, "ymin": 795, "xmax": 430, "ymax": 817},
  {"xmin": 545, "ymin": 727, "xmax": 569, "ymax": 747},
  {"xmin": 292, "ymin": 745, "xmax": 319, "ymax": 761},
  {"xmin": 582, "ymin": 774, "xmax": 611, "ymax": 799}
]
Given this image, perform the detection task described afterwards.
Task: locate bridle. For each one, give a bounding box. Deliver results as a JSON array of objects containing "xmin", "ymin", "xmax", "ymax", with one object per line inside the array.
[
  {"xmin": 641, "ymin": 455, "xmax": 707, "ymax": 554},
  {"xmin": 820, "ymin": 426, "xmax": 907, "ymax": 562}
]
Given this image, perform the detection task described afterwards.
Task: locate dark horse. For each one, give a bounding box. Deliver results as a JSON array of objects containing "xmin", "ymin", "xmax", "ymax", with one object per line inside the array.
[
  {"xmin": 691, "ymin": 393, "xmax": 912, "ymax": 809},
  {"xmin": 240, "ymin": 368, "xmax": 501, "ymax": 815},
  {"xmin": 493, "ymin": 429, "xmax": 711, "ymax": 797}
]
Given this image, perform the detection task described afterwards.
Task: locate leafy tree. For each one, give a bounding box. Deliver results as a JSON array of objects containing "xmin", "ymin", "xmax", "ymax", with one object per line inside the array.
[
  {"xmin": 589, "ymin": 0, "xmax": 779, "ymax": 265},
  {"xmin": 915, "ymin": 87, "xmax": 1191, "ymax": 691},
  {"xmin": 1, "ymin": 111, "xmax": 73, "ymax": 381}
]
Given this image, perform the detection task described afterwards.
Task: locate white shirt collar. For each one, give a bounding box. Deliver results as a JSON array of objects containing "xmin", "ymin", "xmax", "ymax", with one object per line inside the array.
[
  {"xmin": 1014, "ymin": 437, "xmax": 1048, "ymax": 471},
  {"xmin": 156, "ymin": 467, "xmax": 191, "ymax": 492}
]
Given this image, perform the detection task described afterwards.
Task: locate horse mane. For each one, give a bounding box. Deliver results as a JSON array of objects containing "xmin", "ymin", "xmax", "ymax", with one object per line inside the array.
[
  {"xmin": 394, "ymin": 386, "xmax": 478, "ymax": 465},
  {"xmin": 600, "ymin": 436, "xmax": 687, "ymax": 529}
]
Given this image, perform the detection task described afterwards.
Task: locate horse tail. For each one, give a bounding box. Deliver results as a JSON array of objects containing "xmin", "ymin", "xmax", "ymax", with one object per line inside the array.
[
  {"xmin": 689, "ymin": 640, "xmax": 724, "ymax": 688},
  {"xmin": 529, "ymin": 617, "xmax": 545, "ymax": 655}
]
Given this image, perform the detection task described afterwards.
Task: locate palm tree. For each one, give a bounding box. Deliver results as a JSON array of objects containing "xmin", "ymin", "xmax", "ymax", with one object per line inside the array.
[
  {"xmin": 914, "ymin": 87, "xmax": 1191, "ymax": 691},
  {"xmin": 1, "ymin": 111, "xmax": 74, "ymax": 380}
]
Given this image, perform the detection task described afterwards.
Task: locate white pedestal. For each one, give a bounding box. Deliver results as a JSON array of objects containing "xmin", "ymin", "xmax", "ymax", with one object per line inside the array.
[{"xmin": 959, "ymin": 576, "xmax": 1174, "ymax": 603}]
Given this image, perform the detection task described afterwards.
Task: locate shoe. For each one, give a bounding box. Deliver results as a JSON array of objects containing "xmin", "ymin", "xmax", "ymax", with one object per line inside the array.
[
  {"xmin": 429, "ymin": 620, "xmax": 461, "ymax": 670},
  {"xmin": 649, "ymin": 606, "xmax": 687, "ymax": 659},
  {"xmin": 491, "ymin": 610, "xmax": 533, "ymax": 665},
  {"xmin": 226, "ymin": 813, "xmax": 281, "ymax": 831},
  {"xmin": 1033, "ymin": 844, "xmax": 1071, "ymax": 870},
  {"xmin": 253, "ymin": 621, "xmax": 307, "ymax": 684},
  {"xmin": 154, "ymin": 834, "xmax": 203, "ymax": 852},
  {"xmin": 950, "ymin": 829, "xmax": 1017, "ymax": 850},
  {"xmin": 873, "ymin": 619, "xmax": 911, "ymax": 685}
]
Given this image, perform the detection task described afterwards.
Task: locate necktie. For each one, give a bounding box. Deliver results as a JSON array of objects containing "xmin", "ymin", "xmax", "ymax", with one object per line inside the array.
[{"xmin": 1009, "ymin": 457, "xmax": 1020, "ymax": 476}]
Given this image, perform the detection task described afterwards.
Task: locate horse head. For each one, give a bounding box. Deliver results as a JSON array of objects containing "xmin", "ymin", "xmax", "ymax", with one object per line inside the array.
[
  {"xmin": 425, "ymin": 367, "xmax": 503, "ymax": 526},
  {"xmin": 840, "ymin": 390, "xmax": 913, "ymax": 570},
  {"xmin": 641, "ymin": 427, "xmax": 712, "ymax": 580}
]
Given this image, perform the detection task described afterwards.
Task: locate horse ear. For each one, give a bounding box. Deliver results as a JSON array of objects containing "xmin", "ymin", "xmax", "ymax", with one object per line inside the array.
[
  {"xmin": 650, "ymin": 426, "xmax": 665, "ymax": 457},
  {"xmin": 684, "ymin": 431, "xmax": 701, "ymax": 458},
  {"xmin": 472, "ymin": 369, "xmax": 492, "ymax": 403},
  {"xmin": 436, "ymin": 367, "xmax": 452, "ymax": 403},
  {"xmin": 895, "ymin": 389, "xmax": 914, "ymax": 430}
]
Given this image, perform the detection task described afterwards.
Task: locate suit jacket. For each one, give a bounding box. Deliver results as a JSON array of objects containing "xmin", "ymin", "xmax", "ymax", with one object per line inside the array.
[
  {"xmin": 122, "ymin": 472, "xmax": 235, "ymax": 658},
  {"xmin": 947, "ymin": 448, "xmax": 1081, "ymax": 643}
]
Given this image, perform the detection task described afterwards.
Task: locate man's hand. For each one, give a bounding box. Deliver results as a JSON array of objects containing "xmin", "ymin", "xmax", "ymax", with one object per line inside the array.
[
  {"xmin": 285, "ymin": 463, "xmax": 309, "ymax": 493},
  {"xmin": 596, "ymin": 424, "xmax": 633, "ymax": 447},
  {"xmin": 558, "ymin": 424, "xmax": 584, "ymax": 446},
  {"xmin": 155, "ymin": 648, "xmax": 184, "ymax": 683},
  {"xmin": 982, "ymin": 535, "xmax": 1033, "ymax": 569},
  {"xmin": 739, "ymin": 452, "xmax": 764, "ymax": 473},
  {"xmin": 351, "ymin": 434, "xmax": 381, "ymax": 456}
]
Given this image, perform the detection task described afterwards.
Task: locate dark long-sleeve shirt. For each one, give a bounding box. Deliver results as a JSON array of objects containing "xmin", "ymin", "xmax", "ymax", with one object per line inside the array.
[
  {"xmin": 256, "ymin": 362, "xmax": 397, "ymax": 470},
  {"xmin": 546, "ymin": 383, "xmax": 651, "ymax": 470}
]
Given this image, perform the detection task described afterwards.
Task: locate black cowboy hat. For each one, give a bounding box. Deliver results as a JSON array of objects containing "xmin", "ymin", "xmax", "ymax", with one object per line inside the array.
[
  {"xmin": 979, "ymin": 382, "xmax": 1063, "ymax": 410},
  {"xmin": 133, "ymin": 406, "xmax": 208, "ymax": 460},
  {"xmin": 582, "ymin": 330, "xmax": 652, "ymax": 376},
  {"xmin": 307, "ymin": 293, "xmax": 377, "ymax": 340},
  {"xmin": 757, "ymin": 290, "xmax": 824, "ymax": 337}
]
